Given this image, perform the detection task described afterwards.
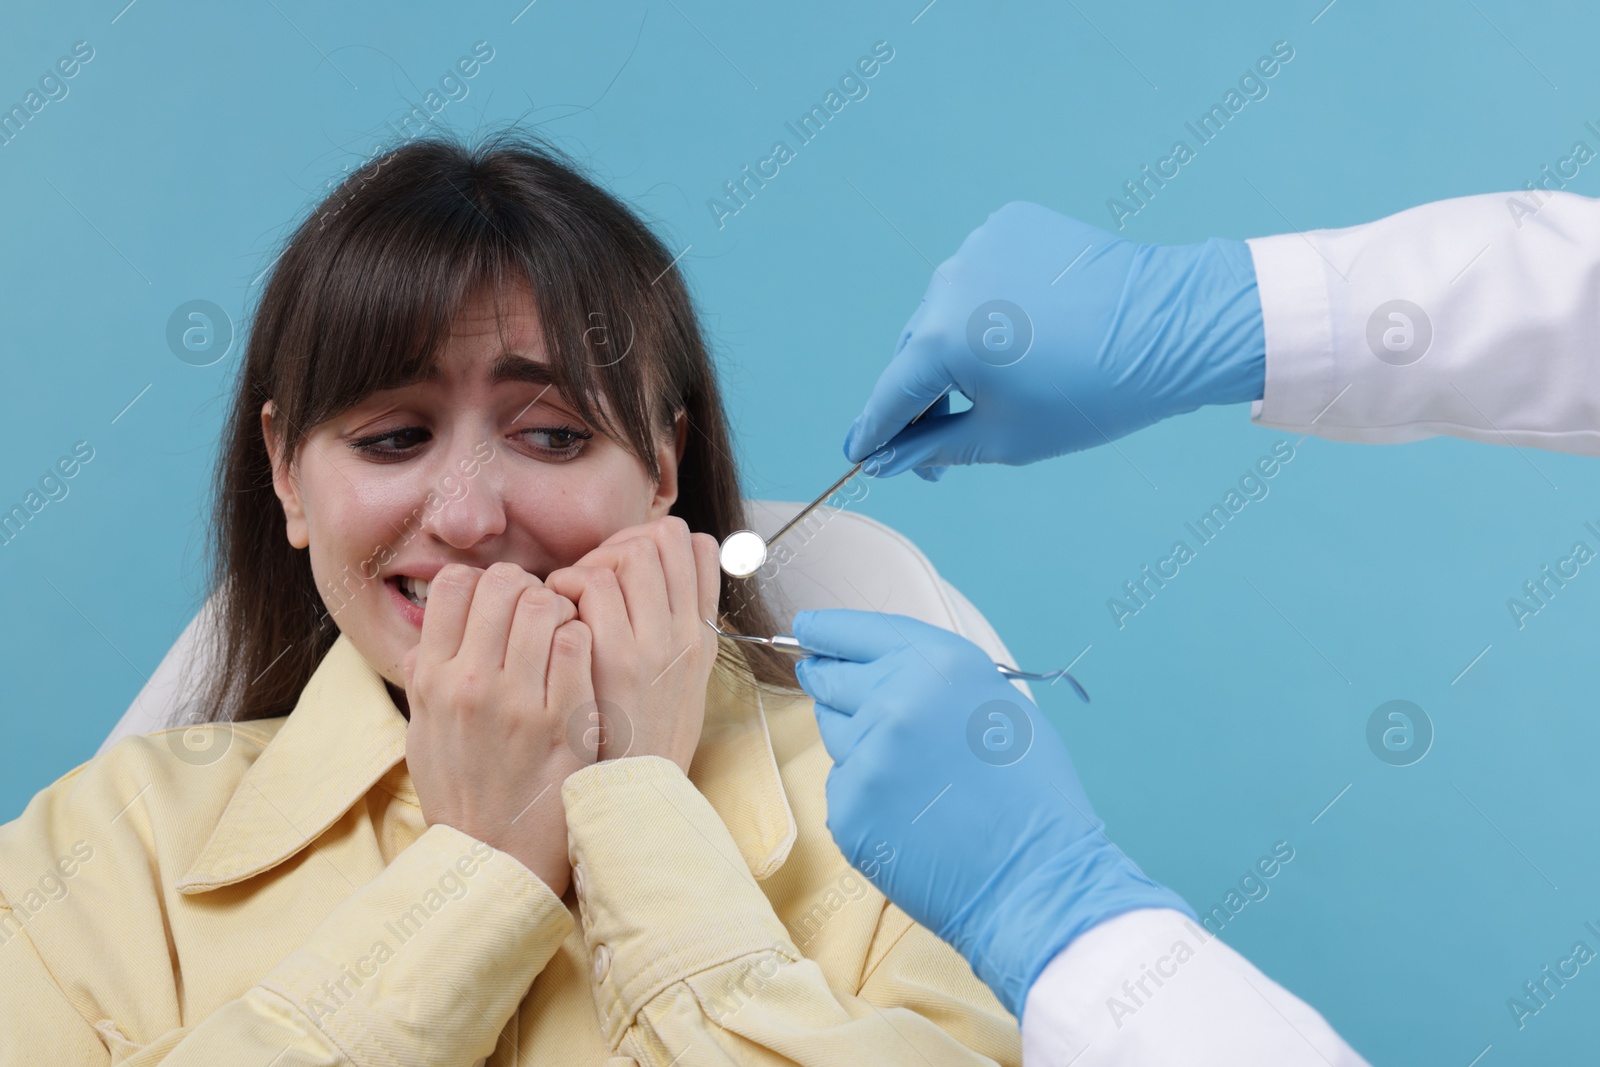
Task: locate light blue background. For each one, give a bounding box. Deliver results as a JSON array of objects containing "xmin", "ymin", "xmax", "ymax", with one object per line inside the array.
[{"xmin": 3, "ymin": 0, "xmax": 1597, "ymax": 1060}]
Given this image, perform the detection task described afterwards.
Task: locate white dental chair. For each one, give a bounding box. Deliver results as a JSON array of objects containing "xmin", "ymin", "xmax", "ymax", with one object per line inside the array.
[{"xmin": 99, "ymin": 502, "xmax": 1032, "ymax": 752}]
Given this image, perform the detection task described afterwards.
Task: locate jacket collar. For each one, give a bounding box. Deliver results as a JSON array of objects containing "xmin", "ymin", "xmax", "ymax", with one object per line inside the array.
[{"xmin": 177, "ymin": 632, "xmax": 797, "ymax": 893}]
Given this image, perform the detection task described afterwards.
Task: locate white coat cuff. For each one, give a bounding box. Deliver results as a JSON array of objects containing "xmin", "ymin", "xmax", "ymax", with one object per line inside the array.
[
  {"xmin": 1246, "ymin": 231, "xmax": 1337, "ymax": 433},
  {"xmin": 1020, "ymin": 907, "xmax": 1370, "ymax": 1067}
]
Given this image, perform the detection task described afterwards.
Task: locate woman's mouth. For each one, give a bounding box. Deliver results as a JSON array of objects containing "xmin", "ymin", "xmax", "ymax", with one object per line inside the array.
[
  {"xmin": 386, "ymin": 575, "xmax": 430, "ymax": 628},
  {"xmin": 398, "ymin": 576, "xmax": 431, "ymax": 608}
]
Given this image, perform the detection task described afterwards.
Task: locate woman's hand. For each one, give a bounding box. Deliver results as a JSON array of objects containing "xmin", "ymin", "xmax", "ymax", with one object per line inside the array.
[
  {"xmin": 543, "ymin": 516, "xmax": 721, "ymax": 775},
  {"xmin": 401, "ymin": 562, "xmax": 596, "ymax": 897}
]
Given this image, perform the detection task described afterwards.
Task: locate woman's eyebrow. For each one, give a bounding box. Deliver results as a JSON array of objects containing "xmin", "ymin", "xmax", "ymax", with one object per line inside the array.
[
  {"xmin": 487, "ymin": 352, "xmax": 557, "ymax": 386},
  {"xmin": 489, "ymin": 353, "xmax": 589, "ymax": 424},
  {"xmin": 410, "ymin": 352, "xmax": 557, "ymax": 387}
]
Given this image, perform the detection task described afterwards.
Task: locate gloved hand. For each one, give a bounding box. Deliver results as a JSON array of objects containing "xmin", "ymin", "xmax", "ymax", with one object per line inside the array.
[
  {"xmin": 844, "ymin": 201, "xmax": 1266, "ymax": 480},
  {"xmin": 792, "ymin": 607, "xmax": 1195, "ymax": 1017}
]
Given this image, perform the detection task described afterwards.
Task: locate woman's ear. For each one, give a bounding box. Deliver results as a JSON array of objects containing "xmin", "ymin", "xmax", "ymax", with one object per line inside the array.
[
  {"xmin": 647, "ymin": 410, "xmax": 688, "ymax": 520},
  {"xmin": 261, "ymin": 400, "xmax": 310, "ymax": 549}
]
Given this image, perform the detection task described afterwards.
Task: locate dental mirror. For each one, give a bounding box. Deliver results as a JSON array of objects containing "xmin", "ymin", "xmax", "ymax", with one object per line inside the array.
[
  {"xmin": 719, "ymin": 529, "xmax": 769, "ymax": 579},
  {"xmin": 719, "ymin": 387, "xmax": 952, "ymax": 579}
]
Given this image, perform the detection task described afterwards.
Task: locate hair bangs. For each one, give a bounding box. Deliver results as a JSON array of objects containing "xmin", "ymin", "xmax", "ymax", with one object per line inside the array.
[{"xmin": 270, "ymin": 142, "xmax": 668, "ymax": 483}]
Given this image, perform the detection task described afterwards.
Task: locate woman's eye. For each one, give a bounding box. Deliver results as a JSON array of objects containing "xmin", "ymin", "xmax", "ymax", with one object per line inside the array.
[
  {"xmin": 518, "ymin": 425, "xmax": 593, "ymax": 457},
  {"xmin": 350, "ymin": 426, "xmax": 430, "ymax": 456},
  {"xmin": 348, "ymin": 424, "xmax": 591, "ymax": 460}
]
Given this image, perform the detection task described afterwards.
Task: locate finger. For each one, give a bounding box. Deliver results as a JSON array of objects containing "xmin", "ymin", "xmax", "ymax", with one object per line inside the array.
[
  {"xmin": 546, "ymin": 618, "xmax": 595, "ymax": 726},
  {"xmin": 416, "ymin": 564, "xmax": 481, "ymax": 670},
  {"xmin": 794, "ymin": 654, "xmax": 883, "ymax": 716},
  {"xmin": 595, "ymin": 537, "xmax": 672, "ymax": 640},
  {"xmin": 790, "ymin": 608, "xmax": 945, "ymax": 664},
  {"xmin": 505, "ymin": 584, "xmax": 577, "ymax": 690},
  {"xmin": 814, "ymin": 701, "xmax": 874, "ymax": 764},
  {"xmin": 842, "ymin": 309, "xmax": 960, "ymax": 464},
  {"xmin": 858, "ymin": 392, "xmax": 983, "ymax": 477},
  {"xmin": 857, "ymin": 388, "xmax": 952, "ymax": 480},
  {"xmin": 458, "ymin": 562, "xmax": 537, "ymax": 670},
  {"xmin": 690, "ymin": 532, "xmax": 721, "ymax": 628},
  {"xmin": 651, "ymin": 516, "xmax": 698, "ymax": 622},
  {"xmin": 544, "ymin": 565, "xmax": 631, "ymax": 647}
]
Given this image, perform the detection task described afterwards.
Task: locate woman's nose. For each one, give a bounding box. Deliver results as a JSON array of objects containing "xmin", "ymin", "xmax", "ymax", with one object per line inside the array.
[{"xmin": 422, "ymin": 450, "xmax": 507, "ymax": 549}]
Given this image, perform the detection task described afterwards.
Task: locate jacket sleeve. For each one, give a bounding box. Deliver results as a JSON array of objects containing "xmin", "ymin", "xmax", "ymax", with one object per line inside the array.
[
  {"xmin": 560, "ymin": 755, "xmax": 1021, "ymax": 1066},
  {"xmin": 0, "ymin": 821, "xmax": 573, "ymax": 1067},
  {"xmin": 1018, "ymin": 908, "xmax": 1368, "ymax": 1067},
  {"xmin": 1246, "ymin": 190, "xmax": 1600, "ymax": 452}
]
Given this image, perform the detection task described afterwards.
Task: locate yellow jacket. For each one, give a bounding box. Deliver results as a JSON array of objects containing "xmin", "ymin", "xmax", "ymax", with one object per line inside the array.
[{"xmin": 0, "ymin": 632, "xmax": 1021, "ymax": 1066}]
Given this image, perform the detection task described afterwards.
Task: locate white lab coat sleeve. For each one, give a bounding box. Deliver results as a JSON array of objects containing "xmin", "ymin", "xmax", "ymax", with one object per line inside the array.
[
  {"xmin": 1245, "ymin": 190, "xmax": 1600, "ymax": 451},
  {"xmin": 1020, "ymin": 908, "xmax": 1369, "ymax": 1067}
]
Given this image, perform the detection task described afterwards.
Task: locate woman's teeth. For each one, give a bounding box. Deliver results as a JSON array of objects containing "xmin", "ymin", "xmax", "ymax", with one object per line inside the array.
[{"xmin": 399, "ymin": 576, "xmax": 430, "ymax": 607}]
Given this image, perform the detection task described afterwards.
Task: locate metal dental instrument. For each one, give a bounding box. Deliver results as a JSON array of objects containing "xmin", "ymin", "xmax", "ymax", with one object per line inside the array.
[
  {"xmin": 719, "ymin": 387, "xmax": 954, "ymax": 580},
  {"xmin": 704, "ymin": 617, "xmax": 1091, "ymax": 704}
]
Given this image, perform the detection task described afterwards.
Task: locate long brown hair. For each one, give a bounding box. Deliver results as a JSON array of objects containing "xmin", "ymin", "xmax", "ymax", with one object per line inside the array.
[{"xmin": 190, "ymin": 126, "xmax": 797, "ymax": 726}]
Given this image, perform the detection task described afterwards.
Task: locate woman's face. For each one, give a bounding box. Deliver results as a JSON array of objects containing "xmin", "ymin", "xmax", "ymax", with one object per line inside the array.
[{"xmin": 263, "ymin": 285, "xmax": 684, "ymax": 689}]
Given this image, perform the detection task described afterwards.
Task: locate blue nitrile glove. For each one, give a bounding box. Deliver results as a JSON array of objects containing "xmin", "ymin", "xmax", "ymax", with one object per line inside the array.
[
  {"xmin": 844, "ymin": 201, "xmax": 1266, "ymax": 481},
  {"xmin": 791, "ymin": 607, "xmax": 1195, "ymax": 1017}
]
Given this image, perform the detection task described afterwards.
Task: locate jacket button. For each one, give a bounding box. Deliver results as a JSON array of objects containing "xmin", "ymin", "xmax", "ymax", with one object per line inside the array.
[
  {"xmin": 593, "ymin": 942, "xmax": 612, "ymax": 983},
  {"xmin": 572, "ymin": 862, "xmax": 586, "ymax": 903}
]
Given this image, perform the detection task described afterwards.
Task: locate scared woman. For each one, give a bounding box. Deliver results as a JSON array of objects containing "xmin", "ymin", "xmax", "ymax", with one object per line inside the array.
[{"xmin": 0, "ymin": 128, "xmax": 1020, "ymax": 1066}]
